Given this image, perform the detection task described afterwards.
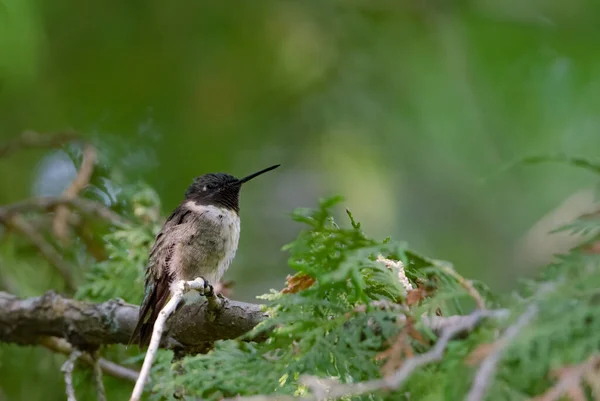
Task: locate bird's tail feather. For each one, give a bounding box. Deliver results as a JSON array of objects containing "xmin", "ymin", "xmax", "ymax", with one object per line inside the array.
[{"xmin": 129, "ymin": 280, "xmax": 172, "ymax": 347}]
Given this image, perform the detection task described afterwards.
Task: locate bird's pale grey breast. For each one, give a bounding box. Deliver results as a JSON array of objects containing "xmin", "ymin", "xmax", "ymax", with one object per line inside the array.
[{"xmin": 169, "ymin": 201, "xmax": 240, "ymax": 286}]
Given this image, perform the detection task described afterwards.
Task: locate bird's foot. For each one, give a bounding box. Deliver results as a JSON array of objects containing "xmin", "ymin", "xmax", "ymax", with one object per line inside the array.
[
  {"xmin": 179, "ymin": 278, "xmax": 211, "ymax": 306},
  {"xmin": 202, "ymin": 279, "xmax": 214, "ymax": 298},
  {"xmin": 192, "ymin": 277, "xmax": 221, "ymax": 317},
  {"xmin": 183, "ymin": 277, "xmax": 221, "ymax": 315}
]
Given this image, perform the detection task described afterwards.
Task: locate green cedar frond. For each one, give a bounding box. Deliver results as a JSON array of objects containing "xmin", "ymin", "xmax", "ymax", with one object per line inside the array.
[
  {"xmin": 71, "ymin": 158, "xmax": 600, "ymax": 401},
  {"xmin": 147, "ymin": 196, "xmax": 485, "ymax": 400}
]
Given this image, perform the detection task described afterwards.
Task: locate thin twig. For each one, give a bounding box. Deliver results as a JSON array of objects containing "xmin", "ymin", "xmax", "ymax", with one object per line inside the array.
[
  {"xmin": 40, "ymin": 337, "xmax": 139, "ymax": 382},
  {"xmin": 319, "ymin": 310, "xmax": 499, "ymax": 398},
  {"xmin": 355, "ymin": 307, "xmax": 510, "ymax": 335},
  {"xmin": 61, "ymin": 349, "xmax": 82, "ymax": 401},
  {"xmin": 383, "ymin": 310, "xmax": 495, "ymax": 389},
  {"xmin": 420, "ymin": 309, "xmax": 509, "ymax": 333},
  {"xmin": 0, "ymin": 130, "xmax": 79, "ymax": 158},
  {"xmin": 0, "ymin": 196, "xmax": 129, "ymax": 227},
  {"xmin": 130, "ymin": 278, "xmax": 209, "ymax": 401},
  {"xmin": 440, "ymin": 263, "xmax": 486, "ymax": 310},
  {"xmin": 225, "ymin": 309, "xmax": 506, "ymax": 401},
  {"xmin": 6, "ymin": 215, "xmax": 76, "ymax": 291},
  {"xmin": 466, "ymin": 304, "xmax": 539, "ymax": 401},
  {"xmin": 530, "ymin": 354, "xmax": 600, "ymax": 401},
  {"xmin": 91, "ymin": 350, "xmax": 107, "ymax": 401},
  {"xmin": 54, "ymin": 144, "xmax": 97, "ymax": 241}
]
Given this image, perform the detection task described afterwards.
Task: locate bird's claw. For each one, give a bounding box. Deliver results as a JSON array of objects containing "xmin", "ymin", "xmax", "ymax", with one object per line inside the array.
[
  {"xmin": 187, "ymin": 277, "xmax": 220, "ymax": 312},
  {"xmin": 202, "ymin": 279, "xmax": 221, "ymax": 316},
  {"xmin": 202, "ymin": 279, "xmax": 214, "ymax": 298},
  {"xmin": 191, "ymin": 277, "xmax": 214, "ymax": 297}
]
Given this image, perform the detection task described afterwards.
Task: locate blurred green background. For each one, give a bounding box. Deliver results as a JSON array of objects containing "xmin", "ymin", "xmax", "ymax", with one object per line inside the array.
[{"xmin": 2, "ymin": 0, "xmax": 600, "ymax": 399}]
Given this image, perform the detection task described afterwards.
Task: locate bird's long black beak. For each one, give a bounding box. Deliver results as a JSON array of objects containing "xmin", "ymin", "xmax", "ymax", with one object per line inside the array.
[{"xmin": 238, "ymin": 164, "xmax": 280, "ymax": 184}]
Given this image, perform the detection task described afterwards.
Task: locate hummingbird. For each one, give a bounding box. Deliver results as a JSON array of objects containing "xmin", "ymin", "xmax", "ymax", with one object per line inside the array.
[{"xmin": 129, "ymin": 164, "xmax": 280, "ymax": 346}]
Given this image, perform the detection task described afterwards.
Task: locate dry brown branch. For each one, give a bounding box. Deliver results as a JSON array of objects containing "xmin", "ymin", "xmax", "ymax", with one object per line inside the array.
[
  {"xmin": 466, "ymin": 303, "xmax": 539, "ymax": 401},
  {"xmin": 0, "ymin": 291, "xmax": 266, "ymax": 351},
  {"xmin": 53, "ymin": 143, "xmax": 97, "ymax": 241},
  {"xmin": 440, "ymin": 263, "xmax": 486, "ymax": 310},
  {"xmin": 0, "ymin": 130, "xmax": 79, "ymax": 158},
  {"xmin": 39, "ymin": 337, "xmax": 139, "ymax": 382},
  {"xmin": 61, "ymin": 349, "xmax": 82, "ymax": 401},
  {"xmin": 530, "ymin": 354, "xmax": 600, "ymax": 401},
  {"xmin": 5, "ymin": 215, "xmax": 76, "ymax": 291},
  {"xmin": 281, "ymin": 273, "xmax": 316, "ymax": 294},
  {"xmin": 376, "ymin": 319, "xmax": 420, "ymax": 376},
  {"xmin": 406, "ymin": 286, "xmax": 429, "ymax": 306},
  {"xmin": 465, "ymin": 342, "xmax": 498, "ymax": 366}
]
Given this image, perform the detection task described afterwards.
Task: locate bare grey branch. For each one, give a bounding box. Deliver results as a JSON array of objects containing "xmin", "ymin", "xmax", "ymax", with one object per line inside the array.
[
  {"xmin": 61, "ymin": 350, "xmax": 82, "ymax": 401},
  {"xmin": 40, "ymin": 337, "xmax": 139, "ymax": 382},
  {"xmin": 0, "ymin": 291, "xmax": 267, "ymax": 352}
]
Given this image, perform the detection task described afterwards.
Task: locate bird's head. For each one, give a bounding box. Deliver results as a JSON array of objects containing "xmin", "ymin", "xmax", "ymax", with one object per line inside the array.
[{"xmin": 184, "ymin": 164, "xmax": 280, "ymax": 212}]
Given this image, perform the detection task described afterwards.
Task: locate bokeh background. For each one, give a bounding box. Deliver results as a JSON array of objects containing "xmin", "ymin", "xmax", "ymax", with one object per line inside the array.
[{"xmin": 2, "ymin": 1, "xmax": 600, "ymax": 399}]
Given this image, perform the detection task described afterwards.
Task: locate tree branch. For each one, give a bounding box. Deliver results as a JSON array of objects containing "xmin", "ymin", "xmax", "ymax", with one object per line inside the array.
[
  {"xmin": 61, "ymin": 349, "xmax": 82, "ymax": 401},
  {"xmin": 530, "ymin": 353, "xmax": 600, "ymax": 401},
  {"xmin": 53, "ymin": 143, "xmax": 97, "ymax": 241},
  {"xmin": 4, "ymin": 215, "xmax": 77, "ymax": 291},
  {"xmin": 0, "ymin": 196, "xmax": 129, "ymax": 227},
  {"xmin": 0, "ymin": 291, "xmax": 267, "ymax": 352},
  {"xmin": 0, "ymin": 130, "xmax": 79, "ymax": 158},
  {"xmin": 0, "ymin": 290, "xmax": 510, "ymax": 354},
  {"xmin": 131, "ymin": 278, "xmax": 214, "ymax": 401},
  {"xmin": 39, "ymin": 337, "xmax": 139, "ymax": 382},
  {"xmin": 0, "ymin": 290, "xmax": 515, "ymax": 400},
  {"xmin": 440, "ymin": 263, "xmax": 487, "ymax": 310},
  {"xmin": 91, "ymin": 350, "xmax": 107, "ymax": 401},
  {"xmin": 466, "ymin": 303, "xmax": 539, "ymax": 401},
  {"xmin": 224, "ymin": 309, "xmax": 508, "ymax": 401}
]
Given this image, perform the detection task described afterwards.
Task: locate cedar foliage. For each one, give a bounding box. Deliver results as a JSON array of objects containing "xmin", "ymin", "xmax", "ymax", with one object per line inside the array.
[
  {"xmin": 72, "ymin": 153, "xmax": 600, "ymax": 400},
  {"xmin": 13, "ymin": 149, "xmax": 600, "ymax": 400},
  {"xmin": 143, "ymin": 194, "xmax": 600, "ymax": 401}
]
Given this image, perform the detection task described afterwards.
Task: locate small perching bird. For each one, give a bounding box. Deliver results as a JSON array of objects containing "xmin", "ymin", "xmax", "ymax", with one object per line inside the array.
[{"xmin": 129, "ymin": 164, "xmax": 280, "ymax": 346}]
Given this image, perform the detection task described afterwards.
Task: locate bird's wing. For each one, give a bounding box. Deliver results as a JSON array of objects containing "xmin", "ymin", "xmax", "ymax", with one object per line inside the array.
[{"xmin": 129, "ymin": 205, "xmax": 192, "ymax": 347}]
